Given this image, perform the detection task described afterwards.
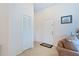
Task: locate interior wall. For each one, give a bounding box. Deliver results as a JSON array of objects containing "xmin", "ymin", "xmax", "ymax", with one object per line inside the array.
[
  {"xmin": 0, "ymin": 3, "xmax": 9, "ymax": 56},
  {"xmin": 0, "ymin": 3, "xmax": 34, "ymax": 56},
  {"xmin": 34, "ymin": 3, "xmax": 79, "ymax": 45},
  {"xmin": 8, "ymin": 3, "xmax": 34, "ymax": 55}
]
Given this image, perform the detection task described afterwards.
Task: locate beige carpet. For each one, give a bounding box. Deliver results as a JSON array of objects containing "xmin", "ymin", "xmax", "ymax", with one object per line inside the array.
[{"xmin": 18, "ymin": 42, "xmax": 58, "ymax": 56}]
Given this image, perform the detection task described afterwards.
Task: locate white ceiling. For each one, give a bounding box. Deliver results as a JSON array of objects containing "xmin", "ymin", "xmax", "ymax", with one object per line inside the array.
[{"xmin": 34, "ymin": 3, "xmax": 56, "ymax": 12}]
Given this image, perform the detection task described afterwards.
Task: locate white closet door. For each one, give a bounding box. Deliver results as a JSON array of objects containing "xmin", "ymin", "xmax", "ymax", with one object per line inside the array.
[
  {"xmin": 22, "ymin": 15, "xmax": 33, "ymax": 50},
  {"xmin": 43, "ymin": 19, "xmax": 54, "ymax": 44}
]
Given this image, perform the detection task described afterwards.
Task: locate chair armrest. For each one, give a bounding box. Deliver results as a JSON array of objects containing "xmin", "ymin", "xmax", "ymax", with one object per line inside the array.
[{"xmin": 56, "ymin": 47, "xmax": 79, "ymax": 56}]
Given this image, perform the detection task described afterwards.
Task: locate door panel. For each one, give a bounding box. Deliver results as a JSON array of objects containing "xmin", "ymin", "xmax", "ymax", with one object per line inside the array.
[
  {"xmin": 21, "ymin": 15, "xmax": 32, "ymax": 50},
  {"xmin": 43, "ymin": 19, "xmax": 54, "ymax": 44}
]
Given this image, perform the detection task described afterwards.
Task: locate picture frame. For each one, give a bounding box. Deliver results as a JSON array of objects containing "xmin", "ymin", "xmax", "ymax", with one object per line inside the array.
[{"xmin": 61, "ymin": 15, "xmax": 72, "ymax": 24}]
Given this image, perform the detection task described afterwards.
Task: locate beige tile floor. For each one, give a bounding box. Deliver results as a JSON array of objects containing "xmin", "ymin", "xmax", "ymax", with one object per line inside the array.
[{"xmin": 18, "ymin": 42, "xmax": 58, "ymax": 56}]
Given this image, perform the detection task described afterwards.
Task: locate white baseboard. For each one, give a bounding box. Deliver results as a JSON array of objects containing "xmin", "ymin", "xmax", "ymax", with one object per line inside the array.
[
  {"xmin": 16, "ymin": 50, "xmax": 24, "ymax": 56},
  {"xmin": 16, "ymin": 46, "xmax": 34, "ymax": 56}
]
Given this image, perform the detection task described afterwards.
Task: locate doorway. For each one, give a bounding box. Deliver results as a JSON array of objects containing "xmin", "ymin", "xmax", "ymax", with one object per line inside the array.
[{"xmin": 43, "ymin": 19, "xmax": 54, "ymax": 44}]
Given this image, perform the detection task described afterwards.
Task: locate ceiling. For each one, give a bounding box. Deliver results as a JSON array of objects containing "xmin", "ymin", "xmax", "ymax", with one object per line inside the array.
[{"xmin": 34, "ymin": 3, "xmax": 56, "ymax": 12}]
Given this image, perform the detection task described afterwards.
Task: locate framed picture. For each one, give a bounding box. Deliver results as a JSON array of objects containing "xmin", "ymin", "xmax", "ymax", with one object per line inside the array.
[{"xmin": 61, "ymin": 15, "xmax": 72, "ymax": 24}]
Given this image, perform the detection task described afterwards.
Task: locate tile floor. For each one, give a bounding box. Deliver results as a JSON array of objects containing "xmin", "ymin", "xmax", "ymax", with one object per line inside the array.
[{"xmin": 18, "ymin": 42, "xmax": 58, "ymax": 56}]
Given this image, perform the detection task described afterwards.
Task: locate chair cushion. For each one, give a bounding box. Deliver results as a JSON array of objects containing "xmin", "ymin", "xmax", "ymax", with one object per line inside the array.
[
  {"xmin": 58, "ymin": 40, "xmax": 64, "ymax": 47},
  {"xmin": 62, "ymin": 39, "xmax": 77, "ymax": 51}
]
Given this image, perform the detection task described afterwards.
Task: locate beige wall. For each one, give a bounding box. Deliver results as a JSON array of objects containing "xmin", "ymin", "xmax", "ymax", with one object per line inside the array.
[
  {"xmin": 0, "ymin": 4, "xmax": 9, "ymax": 55},
  {"xmin": 34, "ymin": 3, "xmax": 79, "ymax": 45},
  {"xmin": 0, "ymin": 3, "xmax": 34, "ymax": 56}
]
